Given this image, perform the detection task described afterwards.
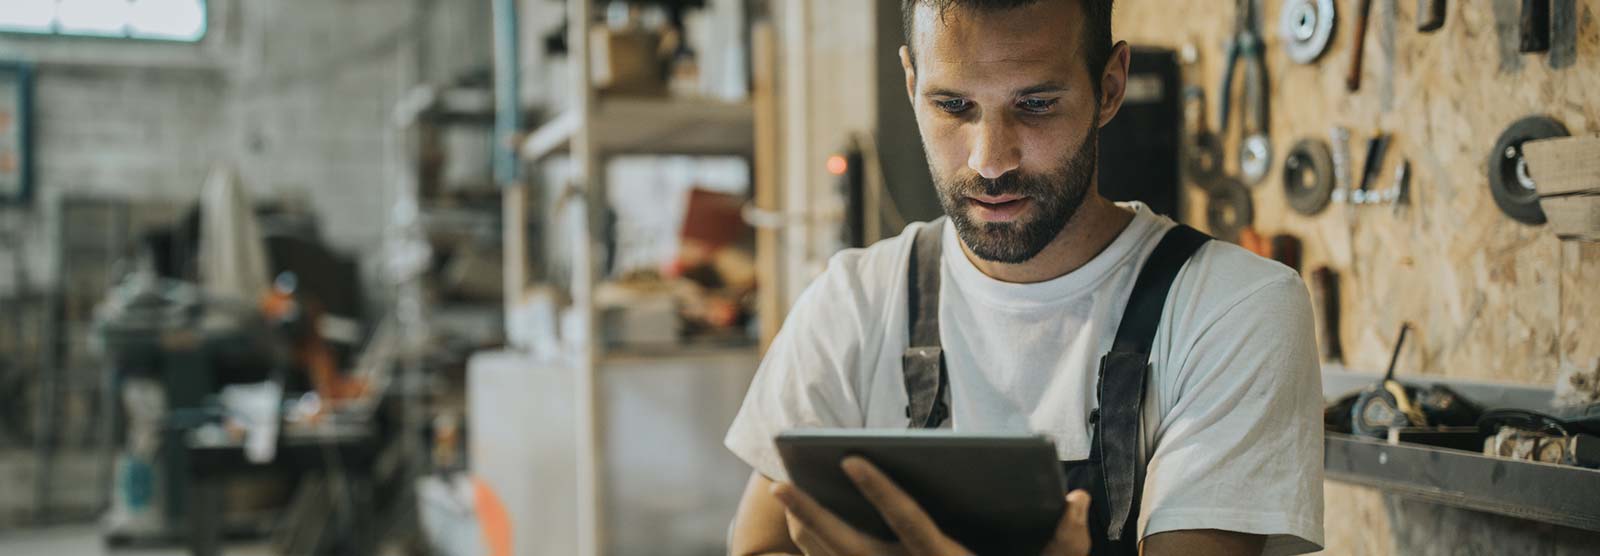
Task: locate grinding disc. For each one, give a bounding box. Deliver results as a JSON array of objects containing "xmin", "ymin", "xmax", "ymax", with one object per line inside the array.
[
  {"xmin": 1206, "ymin": 179, "xmax": 1255, "ymax": 241},
  {"xmin": 1281, "ymin": 0, "xmax": 1336, "ymax": 64},
  {"xmin": 1240, "ymin": 133, "xmax": 1274, "ymax": 185},
  {"xmin": 1185, "ymin": 130, "xmax": 1225, "ymax": 187},
  {"xmin": 1283, "ymin": 138, "xmax": 1336, "ymax": 215},
  {"xmin": 1489, "ymin": 115, "xmax": 1569, "ymax": 225}
]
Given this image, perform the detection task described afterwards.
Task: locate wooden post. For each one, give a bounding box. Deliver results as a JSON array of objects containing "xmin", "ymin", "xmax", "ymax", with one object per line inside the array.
[{"xmin": 752, "ymin": 20, "xmax": 784, "ymax": 354}]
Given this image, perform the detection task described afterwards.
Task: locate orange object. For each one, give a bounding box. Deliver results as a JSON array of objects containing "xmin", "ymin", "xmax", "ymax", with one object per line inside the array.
[
  {"xmin": 826, "ymin": 154, "xmax": 850, "ymax": 176},
  {"xmin": 473, "ymin": 477, "xmax": 513, "ymax": 556},
  {"xmin": 1238, "ymin": 228, "xmax": 1271, "ymax": 258},
  {"xmin": 260, "ymin": 285, "xmax": 367, "ymax": 408}
]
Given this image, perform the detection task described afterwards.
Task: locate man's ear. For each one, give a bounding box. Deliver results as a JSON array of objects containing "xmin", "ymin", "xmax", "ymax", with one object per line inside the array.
[
  {"xmin": 900, "ymin": 45, "xmax": 917, "ymax": 106},
  {"xmin": 1096, "ymin": 41, "xmax": 1132, "ymax": 128}
]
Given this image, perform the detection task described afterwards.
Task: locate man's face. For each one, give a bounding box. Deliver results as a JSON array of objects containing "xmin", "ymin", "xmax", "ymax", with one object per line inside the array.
[{"xmin": 903, "ymin": 1, "xmax": 1108, "ymax": 264}]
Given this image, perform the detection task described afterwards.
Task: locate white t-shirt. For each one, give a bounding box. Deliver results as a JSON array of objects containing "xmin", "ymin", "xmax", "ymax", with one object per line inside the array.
[{"xmin": 725, "ymin": 202, "xmax": 1325, "ymax": 555}]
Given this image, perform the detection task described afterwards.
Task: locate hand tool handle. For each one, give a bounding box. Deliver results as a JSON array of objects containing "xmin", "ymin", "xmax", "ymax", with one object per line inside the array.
[
  {"xmin": 1346, "ymin": 0, "xmax": 1374, "ymax": 91},
  {"xmin": 1218, "ymin": 42, "xmax": 1241, "ymax": 134},
  {"xmin": 1383, "ymin": 323, "xmax": 1410, "ymax": 381},
  {"xmin": 1520, "ymin": 0, "xmax": 1550, "ymax": 52},
  {"xmin": 1417, "ymin": 0, "xmax": 1446, "ymax": 32},
  {"xmin": 1244, "ymin": 41, "xmax": 1268, "ymax": 133}
]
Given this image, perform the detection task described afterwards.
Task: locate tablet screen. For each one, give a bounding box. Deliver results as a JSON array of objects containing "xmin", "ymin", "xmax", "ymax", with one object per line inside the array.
[{"xmin": 775, "ymin": 429, "xmax": 1066, "ymax": 555}]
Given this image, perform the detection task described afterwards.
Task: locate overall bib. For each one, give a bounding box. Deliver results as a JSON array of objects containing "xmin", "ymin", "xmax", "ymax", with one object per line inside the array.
[{"xmin": 900, "ymin": 217, "xmax": 1211, "ymax": 556}]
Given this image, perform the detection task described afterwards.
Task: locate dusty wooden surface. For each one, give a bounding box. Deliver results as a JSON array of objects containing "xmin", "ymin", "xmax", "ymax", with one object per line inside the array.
[{"xmin": 1115, "ymin": 0, "xmax": 1600, "ymax": 553}]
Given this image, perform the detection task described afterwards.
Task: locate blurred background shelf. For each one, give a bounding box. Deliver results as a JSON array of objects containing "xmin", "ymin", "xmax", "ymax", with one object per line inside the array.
[{"xmin": 520, "ymin": 97, "xmax": 754, "ymax": 160}]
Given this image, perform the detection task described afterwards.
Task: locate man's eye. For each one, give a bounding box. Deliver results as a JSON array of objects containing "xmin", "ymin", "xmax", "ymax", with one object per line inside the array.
[
  {"xmin": 1019, "ymin": 98, "xmax": 1057, "ymax": 113},
  {"xmin": 936, "ymin": 99, "xmax": 971, "ymax": 113}
]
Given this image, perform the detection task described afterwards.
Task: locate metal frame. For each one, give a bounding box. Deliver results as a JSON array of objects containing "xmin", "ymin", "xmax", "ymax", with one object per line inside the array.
[
  {"xmin": 1323, "ymin": 367, "xmax": 1600, "ymax": 532},
  {"xmin": 0, "ymin": 0, "xmax": 209, "ymax": 43},
  {"xmin": 1325, "ymin": 433, "xmax": 1600, "ymax": 532}
]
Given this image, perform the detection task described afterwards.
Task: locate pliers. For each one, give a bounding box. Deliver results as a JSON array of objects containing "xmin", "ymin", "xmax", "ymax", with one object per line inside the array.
[{"xmin": 1218, "ymin": 0, "xmax": 1272, "ymax": 184}]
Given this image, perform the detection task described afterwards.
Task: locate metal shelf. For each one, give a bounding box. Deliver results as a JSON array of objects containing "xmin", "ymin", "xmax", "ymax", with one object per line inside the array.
[
  {"xmin": 1325, "ymin": 433, "xmax": 1600, "ymax": 532},
  {"xmin": 520, "ymin": 96, "xmax": 754, "ymax": 160}
]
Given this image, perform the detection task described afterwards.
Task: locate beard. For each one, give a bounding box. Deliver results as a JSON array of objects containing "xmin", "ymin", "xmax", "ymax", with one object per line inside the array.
[{"xmin": 933, "ymin": 119, "xmax": 1100, "ymax": 264}]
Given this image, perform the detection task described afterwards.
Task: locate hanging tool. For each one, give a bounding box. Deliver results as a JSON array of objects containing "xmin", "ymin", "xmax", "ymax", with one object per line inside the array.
[
  {"xmin": 1356, "ymin": 133, "xmax": 1391, "ymax": 194},
  {"xmin": 1219, "ymin": 0, "xmax": 1272, "ymax": 185},
  {"xmin": 1388, "ymin": 160, "xmax": 1411, "ymax": 215},
  {"xmin": 1417, "ymin": 0, "xmax": 1446, "ymax": 32},
  {"xmin": 1281, "ymin": 0, "xmax": 1337, "ymax": 64},
  {"xmin": 1348, "ymin": 324, "xmax": 1484, "ymax": 439},
  {"xmin": 1309, "ymin": 267, "xmax": 1342, "ymax": 363},
  {"xmin": 1205, "ymin": 178, "xmax": 1254, "ymax": 242},
  {"xmin": 1283, "ymin": 137, "xmax": 1336, "ymax": 215},
  {"xmin": 1346, "ymin": 0, "xmax": 1374, "ymax": 91},
  {"xmin": 1488, "ymin": 115, "xmax": 1569, "ymax": 225},
  {"xmin": 1239, "ymin": 124, "xmax": 1273, "ymax": 185},
  {"xmin": 1332, "ymin": 132, "xmax": 1404, "ymax": 208},
  {"xmin": 1183, "ymin": 85, "xmax": 1225, "ymax": 187},
  {"xmin": 1521, "ymin": 0, "xmax": 1551, "ymax": 52},
  {"xmin": 1271, "ymin": 234, "xmax": 1303, "ymax": 271}
]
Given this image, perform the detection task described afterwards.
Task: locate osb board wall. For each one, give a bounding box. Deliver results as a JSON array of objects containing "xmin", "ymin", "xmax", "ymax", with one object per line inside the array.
[
  {"xmin": 1114, "ymin": 0, "xmax": 1599, "ymax": 385},
  {"xmin": 1113, "ymin": 0, "xmax": 1600, "ymax": 553}
]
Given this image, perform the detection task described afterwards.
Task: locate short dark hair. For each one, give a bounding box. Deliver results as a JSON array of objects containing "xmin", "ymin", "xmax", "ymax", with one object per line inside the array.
[{"xmin": 901, "ymin": 0, "xmax": 1115, "ymax": 93}]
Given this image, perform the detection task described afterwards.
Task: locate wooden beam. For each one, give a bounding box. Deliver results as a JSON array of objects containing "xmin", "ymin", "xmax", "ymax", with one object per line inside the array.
[
  {"xmin": 753, "ymin": 20, "xmax": 784, "ymax": 354},
  {"xmin": 1525, "ymin": 135, "xmax": 1600, "ymax": 197}
]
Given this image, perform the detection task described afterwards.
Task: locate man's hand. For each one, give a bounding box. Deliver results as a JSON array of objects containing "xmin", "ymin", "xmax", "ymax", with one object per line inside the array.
[{"xmin": 769, "ymin": 456, "xmax": 1093, "ymax": 556}]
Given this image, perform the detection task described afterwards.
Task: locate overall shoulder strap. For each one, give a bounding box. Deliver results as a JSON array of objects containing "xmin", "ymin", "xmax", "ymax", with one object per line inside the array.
[
  {"xmin": 903, "ymin": 217, "xmax": 949, "ymax": 428},
  {"xmin": 1097, "ymin": 223, "xmax": 1211, "ymax": 543}
]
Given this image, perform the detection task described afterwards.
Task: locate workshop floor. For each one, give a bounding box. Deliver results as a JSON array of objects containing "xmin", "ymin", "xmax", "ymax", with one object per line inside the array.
[{"xmin": 0, "ymin": 526, "xmax": 273, "ymax": 556}]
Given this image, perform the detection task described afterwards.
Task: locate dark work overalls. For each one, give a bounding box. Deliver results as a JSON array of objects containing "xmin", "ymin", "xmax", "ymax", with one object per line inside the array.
[{"xmin": 900, "ymin": 218, "xmax": 1211, "ymax": 556}]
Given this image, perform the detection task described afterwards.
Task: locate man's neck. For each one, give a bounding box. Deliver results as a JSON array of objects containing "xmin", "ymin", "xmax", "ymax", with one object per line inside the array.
[{"xmin": 957, "ymin": 193, "xmax": 1136, "ymax": 284}]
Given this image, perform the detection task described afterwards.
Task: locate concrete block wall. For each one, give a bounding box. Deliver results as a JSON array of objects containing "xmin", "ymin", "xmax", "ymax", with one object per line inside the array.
[
  {"xmin": 0, "ymin": 0, "xmax": 493, "ymax": 290},
  {"xmin": 0, "ymin": 0, "xmax": 493, "ymax": 524}
]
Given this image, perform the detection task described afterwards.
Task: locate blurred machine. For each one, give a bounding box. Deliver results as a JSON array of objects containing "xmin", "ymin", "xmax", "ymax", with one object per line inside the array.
[{"xmin": 94, "ymin": 274, "xmax": 286, "ymax": 544}]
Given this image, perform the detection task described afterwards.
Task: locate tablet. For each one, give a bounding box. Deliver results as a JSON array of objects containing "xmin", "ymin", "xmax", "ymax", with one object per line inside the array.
[{"xmin": 775, "ymin": 429, "xmax": 1065, "ymax": 555}]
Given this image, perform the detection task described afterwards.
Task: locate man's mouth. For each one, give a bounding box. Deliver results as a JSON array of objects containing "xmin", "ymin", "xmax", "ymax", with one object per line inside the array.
[{"xmin": 966, "ymin": 194, "xmax": 1031, "ymax": 222}]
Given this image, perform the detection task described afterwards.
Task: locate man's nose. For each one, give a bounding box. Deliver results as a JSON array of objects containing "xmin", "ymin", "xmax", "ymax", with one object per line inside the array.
[{"xmin": 967, "ymin": 112, "xmax": 1022, "ymax": 180}]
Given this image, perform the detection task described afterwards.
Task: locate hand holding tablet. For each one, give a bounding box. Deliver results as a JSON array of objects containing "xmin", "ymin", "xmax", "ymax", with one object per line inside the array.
[{"xmin": 774, "ymin": 429, "xmax": 1093, "ymax": 555}]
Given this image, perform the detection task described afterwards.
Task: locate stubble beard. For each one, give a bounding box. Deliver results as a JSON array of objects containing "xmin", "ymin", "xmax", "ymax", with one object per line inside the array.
[{"xmin": 932, "ymin": 118, "xmax": 1100, "ymax": 264}]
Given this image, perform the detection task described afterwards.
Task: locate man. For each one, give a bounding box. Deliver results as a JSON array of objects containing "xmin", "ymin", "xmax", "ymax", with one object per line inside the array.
[{"xmin": 725, "ymin": 1, "xmax": 1325, "ymax": 554}]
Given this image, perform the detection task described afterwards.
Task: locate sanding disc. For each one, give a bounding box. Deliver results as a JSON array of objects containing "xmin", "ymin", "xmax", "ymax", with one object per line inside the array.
[
  {"xmin": 1206, "ymin": 179, "xmax": 1255, "ymax": 241},
  {"xmin": 1283, "ymin": 138, "xmax": 1336, "ymax": 215},
  {"xmin": 1489, "ymin": 115, "xmax": 1569, "ymax": 225},
  {"xmin": 1281, "ymin": 0, "xmax": 1336, "ymax": 64}
]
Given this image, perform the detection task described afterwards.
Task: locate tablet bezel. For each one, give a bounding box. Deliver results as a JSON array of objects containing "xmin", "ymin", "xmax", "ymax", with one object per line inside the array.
[{"xmin": 774, "ymin": 429, "xmax": 1067, "ymax": 554}]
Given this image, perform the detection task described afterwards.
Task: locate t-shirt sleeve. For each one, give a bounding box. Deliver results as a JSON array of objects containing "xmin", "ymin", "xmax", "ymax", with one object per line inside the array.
[
  {"xmin": 1139, "ymin": 275, "xmax": 1326, "ymax": 555},
  {"xmin": 724, "ymin": 256, "xmax": 874, "ymax": 483}
]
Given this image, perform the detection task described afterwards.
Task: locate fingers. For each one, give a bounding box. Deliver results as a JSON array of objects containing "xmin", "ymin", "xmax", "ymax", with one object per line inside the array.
[
  {"xmin": 841, "ymin": 456, "xmax": 963, "ymax": 556},
  {"xmin": 1066, "ymin": 489, "xmax": 1091, "ymax": 530},
  {"xmin": 1046, "ymin": 489, "xmax": 1094, "ymax": 556},
  {"xmin": 785, "ymin": 510, "xmax": 840, "ymax": 556},
  {"xmin": 771, "ymin": 481, "xmax": 875, "ymax": 556}
]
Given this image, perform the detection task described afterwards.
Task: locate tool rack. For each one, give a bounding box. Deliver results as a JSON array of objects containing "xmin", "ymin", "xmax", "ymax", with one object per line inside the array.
[{"xmin": 1321, "ymin": 368, "xmax": 1600, "ymax": 533}]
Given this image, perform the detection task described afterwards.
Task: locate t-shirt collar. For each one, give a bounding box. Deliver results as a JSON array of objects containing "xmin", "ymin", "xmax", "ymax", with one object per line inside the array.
[{"xmin": 942, "ymin": 201, "xmax": 1164, "ymax": 310}]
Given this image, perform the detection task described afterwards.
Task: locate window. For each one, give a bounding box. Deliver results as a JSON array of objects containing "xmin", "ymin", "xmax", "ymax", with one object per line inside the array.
[{"xmin": 0, "ymin": 0, "xmax": 206, "ymax": 42}]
